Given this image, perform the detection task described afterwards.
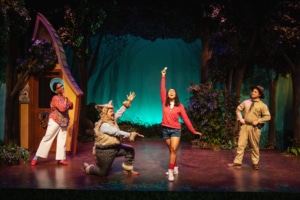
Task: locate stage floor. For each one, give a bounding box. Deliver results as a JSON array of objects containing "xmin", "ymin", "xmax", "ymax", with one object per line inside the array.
[{"xmin": 0, "ymin": 139, "xmax": 300, "ymax": 198}]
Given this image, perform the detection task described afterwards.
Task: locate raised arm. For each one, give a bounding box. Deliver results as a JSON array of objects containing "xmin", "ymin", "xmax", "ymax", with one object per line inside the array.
[
  {"xmin": 161, "ymin": 67, "xmax": 167, "ymax": 103},
  {"xmin": 115, "ymin": 91, "xmax": 136, "ymax": 121}
]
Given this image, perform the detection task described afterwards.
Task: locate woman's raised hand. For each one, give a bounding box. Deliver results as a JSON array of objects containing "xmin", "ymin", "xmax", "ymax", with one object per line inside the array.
[{"xmin": 161, "ymin": 67, "xmax": 167, "ymax": 76}]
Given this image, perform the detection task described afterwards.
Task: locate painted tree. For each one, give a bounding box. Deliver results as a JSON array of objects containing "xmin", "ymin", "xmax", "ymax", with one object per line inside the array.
[
  {"xmin": 56, "ymin": 0, "xmax": 218, "ymax": 133},
  {"xmin": 206, "ymin": 0, "xmax": 300, "ymax": 149},
  {"xmin": 57, "ymin": 0, "xmax": 123, "ymax": 133},
  {"xmin": 261, "ymin": 1, "xmax": 300, "ymax": 147},
  {"xmin": 31, "ymin": 1, "xmax": 295, "ymax": 146},
  {"xmin": 205, "ymin": 0, "xmax": 278, "ymax": 139},
  {"xmin": 0, "ymin": 0, "xmax": 31, "ymax": 144},
  {"xmin": 254, "ymin": 35, "xmax": 289, "ymax": 148},
  {"xmin": 207, "ymin": 0, "xmax": 282, "ymax": 96},
  {"xmin": 102, "ymin": 0, "xmax": 218, "ymax": 83}
]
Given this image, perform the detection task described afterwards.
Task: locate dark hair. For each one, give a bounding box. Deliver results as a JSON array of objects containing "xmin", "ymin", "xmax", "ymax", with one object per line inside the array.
[
  {"xmin": 165, "ymin": 88, "xmax": 180, "ymax": 107},
  {"xmin": 52, "ymin": 82, "xmax": 60, "ymax": 92}
]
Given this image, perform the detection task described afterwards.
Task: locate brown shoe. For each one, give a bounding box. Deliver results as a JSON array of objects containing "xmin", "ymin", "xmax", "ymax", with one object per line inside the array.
[
  {"xmin": 227, "ymin": 163, "xmax": 242, "ymax": 168},
  {"xmin": 253, "ymin": 164, "xmax": 259, "ymax": 170}
]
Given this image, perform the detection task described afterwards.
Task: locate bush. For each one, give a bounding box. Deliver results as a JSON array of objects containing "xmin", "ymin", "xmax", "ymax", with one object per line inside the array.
[
  {"xmin": 0, "ymin": 142, "xmax": 30, "ymax": 166},
  {"xmin": 186, "ymin": 82, "xmax": 239, "ymax": 150}
]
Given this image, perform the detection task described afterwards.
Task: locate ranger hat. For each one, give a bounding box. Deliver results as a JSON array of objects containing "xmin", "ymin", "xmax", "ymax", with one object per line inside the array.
[{"xmin": 251, "ymin": 85, "xmax": 265, "ymax": 99}]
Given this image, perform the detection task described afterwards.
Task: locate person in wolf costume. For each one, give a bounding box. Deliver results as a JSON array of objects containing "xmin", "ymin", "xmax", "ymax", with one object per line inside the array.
[{"xmin": 83, "ymin": 92, "xmax": 144, "ymax": 176}]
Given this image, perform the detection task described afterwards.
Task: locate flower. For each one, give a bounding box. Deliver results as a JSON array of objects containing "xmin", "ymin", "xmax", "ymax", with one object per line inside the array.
[
  {"xmin": 39, "ymin": 111, "xmax": 50, "ymax": 128},
  {"xmin": 16, "ymin": 39, "xmax": 57, "ymax": 75}
]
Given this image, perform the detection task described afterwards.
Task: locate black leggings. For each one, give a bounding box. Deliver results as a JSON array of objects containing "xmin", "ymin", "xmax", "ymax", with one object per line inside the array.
[{"xmin": 89, "ymin": 143, "xmax": 135, "ymax": 176}]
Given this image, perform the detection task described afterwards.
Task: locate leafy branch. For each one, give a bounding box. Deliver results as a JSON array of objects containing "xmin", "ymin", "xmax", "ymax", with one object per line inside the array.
[{"xmin": 11, "ymin": 39, "xmax": 57, "ymax": 98}]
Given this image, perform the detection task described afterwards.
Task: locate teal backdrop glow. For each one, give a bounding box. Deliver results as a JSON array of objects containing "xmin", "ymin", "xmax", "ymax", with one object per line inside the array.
[{"xmin": 66, "ymin": 35, "xmax": 202, "ymax": 125}]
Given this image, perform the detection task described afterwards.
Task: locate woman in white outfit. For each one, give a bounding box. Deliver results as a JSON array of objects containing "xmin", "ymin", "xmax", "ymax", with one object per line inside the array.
[{"xmin": 31, "ymin": 78, "xmax": 73, "ymax": 166}]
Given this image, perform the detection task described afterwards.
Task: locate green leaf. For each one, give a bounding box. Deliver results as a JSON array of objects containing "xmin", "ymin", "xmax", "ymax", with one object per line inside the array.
[{"xmin": 290, "ymin": 148, "xmax": 298, "ymax": 156}]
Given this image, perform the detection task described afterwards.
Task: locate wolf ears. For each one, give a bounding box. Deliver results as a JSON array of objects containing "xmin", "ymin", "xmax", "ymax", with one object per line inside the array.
[{"xmin": 95, "ymin": 100, "xmax": 114, "ymax": 112}]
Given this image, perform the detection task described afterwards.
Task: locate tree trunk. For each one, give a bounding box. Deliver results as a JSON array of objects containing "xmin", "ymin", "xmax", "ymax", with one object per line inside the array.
[
  {"xmin": 227, "ymin": 69, "xmax": 233, "ymax": 93},
  {"xmin": 88, "ymin": 34, "xmax": 103, "ymax": 78},
  {"xmin": 5, "ymin": 35, "xmax": 20, "ymax": 144},
  {"xmin": 200, "ymin": 27, "xmax": 212, "ymax": 84},
  {"xmin": 291, "ymin": 66, "xmax": 300, "ymax": 146},
  {"xmin": 267, "ymin": 72, "xmax": 279, "ymax": 148},
  {"xmin": 10, "ymin": 67, "xmax": 31, "ymax": 98},
  {"xmin": 77, "ymin": 59, "xmax": 88, "ymax": 135},
  {"xmin": 233, "ymin": 66, "xmax": 246, "ymax": 99}
]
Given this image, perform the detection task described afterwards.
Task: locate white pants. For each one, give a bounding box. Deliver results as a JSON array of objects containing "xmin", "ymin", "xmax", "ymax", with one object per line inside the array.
[{"xmin": 36, "ymin": 118, "xmax": 67, "ymax": 160}]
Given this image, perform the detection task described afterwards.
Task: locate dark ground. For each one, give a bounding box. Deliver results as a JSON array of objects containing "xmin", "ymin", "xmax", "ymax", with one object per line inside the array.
[{"xmin": 0, "ymin": 139, "xmax": 300, "ymax": 199}]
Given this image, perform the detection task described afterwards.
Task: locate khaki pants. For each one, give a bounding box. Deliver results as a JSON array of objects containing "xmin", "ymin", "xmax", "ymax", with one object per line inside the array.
[
  {"xmin": 36, "ymin": 118, "xmax": 67, "ymax": 160},
  {"xmin": 233, "ymin": 124, "xmax": 261, "ymax": 165}
]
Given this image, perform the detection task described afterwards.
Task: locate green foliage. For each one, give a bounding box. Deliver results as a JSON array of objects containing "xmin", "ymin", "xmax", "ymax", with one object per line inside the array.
[
  {"xmin": 16, "ymin": 39, "xmax": 57, "ymax": 75},
  {"xmin": 222, "ymin": 91, "xmax": 240, "ymax": 140},
  {"xmin": 286, "ymin": 146, "xmax": 300, "ymax": 157},
  {"xmin": 286, "ymin": 137, "xmax": 300, "ymax": 157},
  {"xmin": 207, "ymin": 32, "xmax": 241, "ymax": 84},
  {"xmin": 57, "ymin": 2, "xmax": 106, "ymax": 59},
  {"xmin": 0, "ymin": 0, "xmax": 31, "ymax": 44},
  {"xmin": 186, "ymin": 82, "xmax": 230, "ymax": 147},
  {"xmin": 241, "ymin": 67, "xmax": 269, "ymax": 96},
  {"xmin": 264, "ymin": 1, "xmax": 300, "ymax": 54},
  {"xmin": 0, "ymin": 0, "xmax": 31, "ymax": 84},
  {"xmin": 221, "ymin": 139, "xmax": 237, "ymax": 150},
  {"xmin": 183, "ymin": 82, "xmax": 239, "ymax": 149},
  {"xmin": 0, "ymin": 141, "xmax": 30, "ymax": 165}
]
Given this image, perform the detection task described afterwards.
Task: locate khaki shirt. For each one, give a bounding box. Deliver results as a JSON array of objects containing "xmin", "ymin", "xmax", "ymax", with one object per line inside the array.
[{"xmin": 236, "ymin": 99, "xmax": 271, "ymax": 124}]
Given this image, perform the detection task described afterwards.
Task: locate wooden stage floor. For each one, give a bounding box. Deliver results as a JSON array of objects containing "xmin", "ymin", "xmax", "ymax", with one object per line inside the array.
[{"xmin": 0, "ymin": 139, "xmax": 300, "ymax": 199}]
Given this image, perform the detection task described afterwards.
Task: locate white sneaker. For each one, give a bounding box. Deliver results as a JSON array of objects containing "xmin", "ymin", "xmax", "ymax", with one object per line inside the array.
[
  {"xmin": 168, "ymin": 169, "xmax": 174, "ymax": 181},
  {"xmin": 165, "ymin": 166, "xmax": 178, "ymax": 175}
]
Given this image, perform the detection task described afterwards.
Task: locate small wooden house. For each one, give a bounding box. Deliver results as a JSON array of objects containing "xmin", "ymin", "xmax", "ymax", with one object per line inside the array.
[{"xmin": 19, "ymin": 13, "xmax": 83, "ymax": 154}]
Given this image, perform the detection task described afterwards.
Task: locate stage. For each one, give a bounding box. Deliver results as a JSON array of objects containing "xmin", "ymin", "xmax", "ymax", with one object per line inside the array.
[{"xmin": 0, "ymin": 139, "xmax": 300, "ymax": 199}]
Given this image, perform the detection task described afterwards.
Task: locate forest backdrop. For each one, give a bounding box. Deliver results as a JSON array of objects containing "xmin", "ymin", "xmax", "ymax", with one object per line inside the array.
[{"xmin": 0, "ymin": 0, "xmax": 299, "ymax": 151}]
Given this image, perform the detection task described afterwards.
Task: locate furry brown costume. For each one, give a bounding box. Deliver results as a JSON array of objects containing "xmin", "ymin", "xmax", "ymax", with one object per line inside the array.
[{"xmin": 83, "ymin": 95, "xmax": 142, "ymax": 176}]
